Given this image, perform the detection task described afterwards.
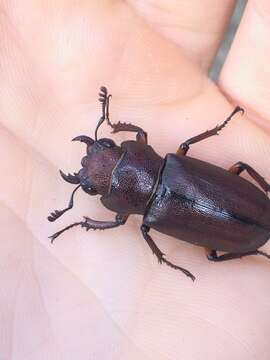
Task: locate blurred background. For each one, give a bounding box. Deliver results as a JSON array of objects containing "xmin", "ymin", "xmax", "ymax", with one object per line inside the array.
[{"xmin": 210, "ymin": 0, "xmax": 247, "ymax": 80}]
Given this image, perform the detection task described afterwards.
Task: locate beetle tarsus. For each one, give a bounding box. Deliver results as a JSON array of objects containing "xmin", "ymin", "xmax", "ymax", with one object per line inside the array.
[
  {"xmin": 141, "ymin": 224, "xmax": 195, "ymax": 281},
  {"xmin": 161, "ymin": 258, "xmax": 196, "ymax": 281},
  {"xmin": 49, "ymin": 222, "xmax": 81, "ymax": 243},
  {"xmin": 177, "ymin": 106, "xmax": 244, "ymax": 156},
  {"xmin": 48, "ymin": 209, "xmax": 65, "ymax": 222}
]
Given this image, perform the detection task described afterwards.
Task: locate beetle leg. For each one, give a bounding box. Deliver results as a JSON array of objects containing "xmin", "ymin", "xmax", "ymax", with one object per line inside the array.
[
  {"xmin": 49, "ymin": 214, "xmax": 128, "ymax": 243},
  {"xmin": 205, "ymin": 248, "xmax": 217, "ymax": 259},
  {"xmin": 107, "ymin": 120, "xmax": 148, "ymax": 144},
  {"xmin": 141, "ymin": 225, "xmax": 195, "ymax": 281},
  {"xmin": 206, "ymin": 249, "xmax": 270, "ymax": 261},
  {"xmin": 229, "ymin": 162, "xmax": 270, "ymax": 194},
  {"xmin": 177, "ymin": 106, "xmax": 244, "ymax": 156},
  {"xmin": 98, "ymin": 86, "xmax": 148, "ymax": 143}
]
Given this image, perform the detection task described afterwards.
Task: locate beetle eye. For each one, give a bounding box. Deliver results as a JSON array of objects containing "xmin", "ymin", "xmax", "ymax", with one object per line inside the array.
[
  {"xmin": 81, "ymin": 156, "xmax": 89, "ymax": 167},
  {"xmin": 98, "ymin": 138, "xmax": 116, "ymax": 148},
  {"xmin": 82, "ymin": 185, "xmax": 98, "ymax": 195}
]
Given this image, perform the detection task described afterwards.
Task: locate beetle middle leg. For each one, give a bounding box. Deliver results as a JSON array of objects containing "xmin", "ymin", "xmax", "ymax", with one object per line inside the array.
[
  {"xmin": 141, "ymin": 225, "xmax": 195, "ymax": 281},
  {"xmin": 229, "ymin": 162, "xmax": 270, "ymax": 194},
  {"xmin": 49, "ymin": 214, "xmax": 128, "ymax": 243},
  {"xmin": 177, "ymin": 106, "xmax": 244, "ymax": 156},
  {"xmin": 205, "ymin": 249, "xmax": 270, "ymax": 262}
]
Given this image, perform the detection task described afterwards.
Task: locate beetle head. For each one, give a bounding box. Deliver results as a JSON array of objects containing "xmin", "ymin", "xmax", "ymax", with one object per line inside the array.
[
  {"xmin": 65, "ymin": 135, "xmax": 123, "ymax": 196},
  {"xmin": 60, "ymin": 87, "xmax": 124, "ymax": 195},
  {"xmin": 49, "ymin": 86, "xmax": 124, "ymax": 223}
]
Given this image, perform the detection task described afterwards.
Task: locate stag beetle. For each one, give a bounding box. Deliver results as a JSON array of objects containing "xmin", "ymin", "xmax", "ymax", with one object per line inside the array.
[{"xmin": 48, "ymin": 86, "xmax": 270, "ymax": 281}]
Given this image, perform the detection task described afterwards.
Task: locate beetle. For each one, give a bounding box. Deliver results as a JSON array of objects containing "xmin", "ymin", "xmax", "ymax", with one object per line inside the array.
[{"xmin": 48, "ymin": 86, "xmax": 270, "ymax": 281}]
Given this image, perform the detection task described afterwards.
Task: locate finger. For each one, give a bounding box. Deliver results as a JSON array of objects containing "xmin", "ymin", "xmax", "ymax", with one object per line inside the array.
[
  {"xmin": 219, "ymin": 0, "xmax": 270, "ymax": 131},
  {"xmin": 127, "ymin": 0, "xmax": 237, "ymax": 70}
]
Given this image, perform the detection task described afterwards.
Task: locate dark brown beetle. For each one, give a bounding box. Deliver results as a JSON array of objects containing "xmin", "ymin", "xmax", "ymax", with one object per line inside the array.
[{"xmin": 48, "ymin": 86, "xmax": 270, "ymax": 281}]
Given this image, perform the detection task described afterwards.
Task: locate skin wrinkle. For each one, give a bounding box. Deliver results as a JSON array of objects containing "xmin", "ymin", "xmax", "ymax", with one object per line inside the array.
[
  {"xmin": 157, "ymin": 77, "xmax": 218, "ymax": 109},
  {"xmin": 35, "ymin": 261, "xmax": 152, "ymax": 360},
  {"xmin": 0, "ymin": 207, "xmax": 33, "ymax": 360},
  {"xmin": 127, "ymin": 0, "xmax": 232, "ymax": 32},
  {"xmin": 152, "ymin": 76, "xmax": 205, "ymax": 107},
  {"xmin": 126, "ymin": 0, "xmax": 236, "ymax": 69},
  {"xmin": 131, "ymin": 269, "xmax": 270, "ymax": 360},
  {"xmin": 0, "ymin": 33, "xmax": 46, "ymax": 144},
  {"xmin": 216, "ymin": 85, "xmax": 270, "ymax": 135},
  {"xmin": 137, "ymin": 307, "xmax": 256, "ymax": 359},
  {"xmin": 12, "ymin": 270, "xmax": 61, "ymax": 359},
  {"xmin": 0, "ymin": 117, "xmax": 91, "ymax": 211},
  {"xmin": 253, "ymin": 0, "xmax": 270, "ymax": 21},
  {"xmin": 2, "ymin": 205, "xmax": 151, "ymax": 359},
  {"xmin": 30, "ymin": 256, "xmax": 61, "ymax": 355},
  {"xmin": 0, "ymin": 125, "xmax": 54, "ymax": 223},
  {"xmin": 0, "ymin": 256, "xmax": 26, "ymax": 359},
  {"xmin": 190, "ymin": 315, "xmax": 257, "ymax": 359}
]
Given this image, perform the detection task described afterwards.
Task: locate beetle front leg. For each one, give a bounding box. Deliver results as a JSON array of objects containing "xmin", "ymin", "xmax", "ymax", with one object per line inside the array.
[
  {"xmin": 141, "ymin": 225, "xmax": 195, "ymax": 281},
  {"xmin": 49, "ymin": 214, "xmax": 128, "ymax": 243},
  {"xmin": 229, "ymin": 162, "xmax": 270, "ymax": 194},
  {"xmin": 176, "ymin": 106, "xmax": 244, "ymax": 156},
  {"xmin": 97, "ymin": 86, "xmax": 147, "ymax": 143},
  {"xmin": 108, "ymin": 121, "xmax": 148, "ymax": 144}
]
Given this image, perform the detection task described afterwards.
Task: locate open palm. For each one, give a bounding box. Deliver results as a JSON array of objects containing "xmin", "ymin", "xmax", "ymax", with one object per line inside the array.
[{"xmin": 1, "ymin": 1, "xmax": 270, "ymax": 359}]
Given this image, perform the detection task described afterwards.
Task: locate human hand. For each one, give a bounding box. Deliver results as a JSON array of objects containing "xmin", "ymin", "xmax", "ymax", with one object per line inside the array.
[{"xmin": 1, "ymin": 1, "xmax": 270, "ymax": 359}]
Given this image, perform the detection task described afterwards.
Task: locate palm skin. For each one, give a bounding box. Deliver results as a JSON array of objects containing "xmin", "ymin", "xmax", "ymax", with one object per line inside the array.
[{"xmin": 1, "ymin": 1, "xmax": 270, "ymax": 359}]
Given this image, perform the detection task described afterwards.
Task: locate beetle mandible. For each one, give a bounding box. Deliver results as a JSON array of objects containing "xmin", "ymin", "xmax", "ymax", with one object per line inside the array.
[{"xmin": 48, "ymin": 86, "xmax": 270, "ymax": 281}]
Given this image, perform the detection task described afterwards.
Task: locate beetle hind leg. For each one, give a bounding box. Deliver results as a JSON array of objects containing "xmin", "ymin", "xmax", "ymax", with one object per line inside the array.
[
  {"xmin": 205, "ymin": 248, "xmax": 270, "ymax": 262},
  {"xmin": 141, "ymin": 225, "xmax": 195, "ymax": 281},
  {"xmin": 229, "ymin": 162, "xmax": 270, "ymax": 194}
]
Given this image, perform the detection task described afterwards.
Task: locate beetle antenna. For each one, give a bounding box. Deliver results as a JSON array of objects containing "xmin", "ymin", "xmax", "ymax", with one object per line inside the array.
[
  {"xmin": 95, "ymin": 86, "xmax": 111, "ymax": 140},
  {"xmin": 48, "ymin": 184, "xmax": 80, "ymax": 222},
  {"xmin": 105, "ymin": 94, "xmax": 113, "ymax": 126}
]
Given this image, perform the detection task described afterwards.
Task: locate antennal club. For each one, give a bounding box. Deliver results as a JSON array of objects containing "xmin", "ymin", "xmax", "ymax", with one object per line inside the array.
[{"xmin": 95, "ymin": 86, "xmax": 111, "ymax": 141}]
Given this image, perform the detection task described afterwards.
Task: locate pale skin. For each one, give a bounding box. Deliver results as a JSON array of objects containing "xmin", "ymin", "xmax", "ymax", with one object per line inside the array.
[{"xmin": 1, "ymin": 0, "xmax": 270, "ymax": 359}]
